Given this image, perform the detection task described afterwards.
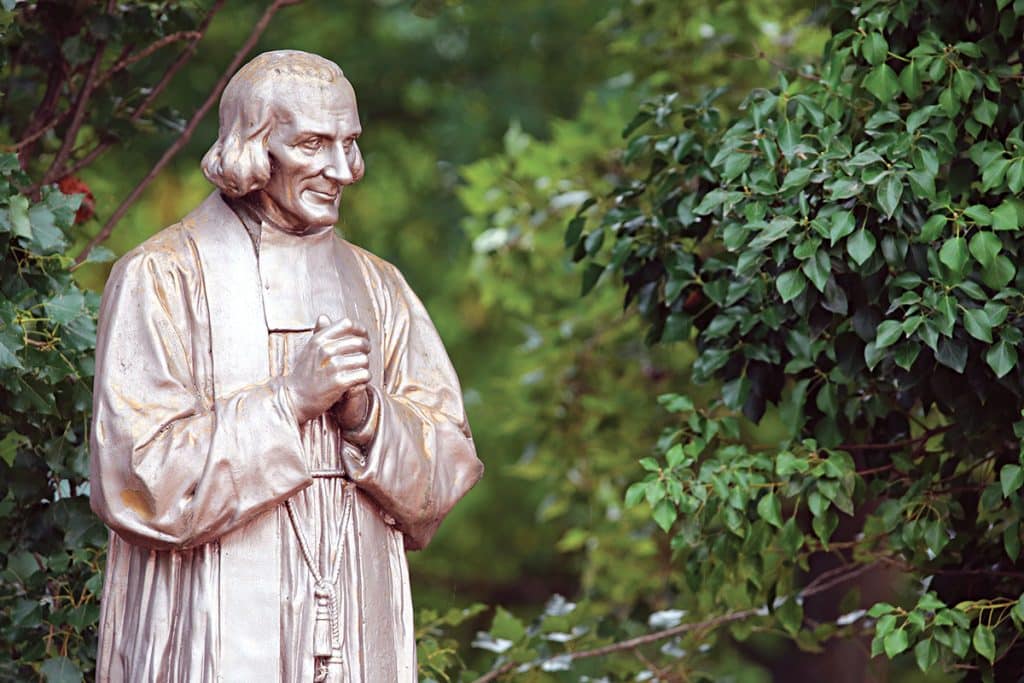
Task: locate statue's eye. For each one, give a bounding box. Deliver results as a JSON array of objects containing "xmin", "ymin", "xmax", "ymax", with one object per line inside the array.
[{"xmin": 300, "ymin": 138, "xmax": 322, "ymax": 152}]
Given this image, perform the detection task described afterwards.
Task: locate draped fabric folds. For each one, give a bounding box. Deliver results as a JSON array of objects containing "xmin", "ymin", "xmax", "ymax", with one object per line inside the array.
[{"xmin": 90, "ymin": 192, "xmax": 483, "ymax": 682}]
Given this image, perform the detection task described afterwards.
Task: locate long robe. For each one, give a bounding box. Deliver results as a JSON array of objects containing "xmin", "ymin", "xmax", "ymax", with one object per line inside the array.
[{"xmin": 89, "ymin": 192, "xmax": 483, "ymax": 682}]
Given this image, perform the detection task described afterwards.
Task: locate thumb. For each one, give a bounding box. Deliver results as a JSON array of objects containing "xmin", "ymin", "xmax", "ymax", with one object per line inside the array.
[{"xmin": 314, "ymin": 314, "xmax": 331, "ymax": 332}]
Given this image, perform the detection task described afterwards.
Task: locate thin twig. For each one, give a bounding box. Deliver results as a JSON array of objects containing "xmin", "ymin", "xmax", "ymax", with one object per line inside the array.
[
  {"xmin": 75, "ymin": 0, "xmax": 310, "ymax": 264},
  {"xmin": 39, "ymin": 15, "xmax": 110, "ymax": 186},
  {"xmin": 838, "ymin": 425, "xmax": 952, "ymax": 452},
  {"xmin": 60, "ymin": 0, "xmax": 227, "ymax": 181},
  {"xmin": 97, "ymin": 31, "xmax": 202, "ymax": 88},
  {"xmin": 471, "ymin": 562, "xmax": 882, "ymax": 682}
]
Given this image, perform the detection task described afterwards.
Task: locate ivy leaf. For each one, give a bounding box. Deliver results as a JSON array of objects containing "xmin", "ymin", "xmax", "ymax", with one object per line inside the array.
[
  {"xmin": 776, "ymin": 270, "xmax": 807, "ymax": 303},
  {"xmin": 936, "ymin": 338, "xmax": 968, "ymax": 373},
  {"xmin": 938, "ymin": 236, "xmax": 968, "ymax": 273},
  {"xmin": 863, "ymin": 64, "xmax": 901, "ymax": 101},
  {"xmin": 40, "ymin": 657, "xmax": 83, "ymax": 683},
  {"xmin": 847, "ymin": 228, "xmax": 876, "ymax": 265},
  {"xmin": 968, "ymin": 231, "xmax": 1001, "ymax": 267},
  {"xmin": 801, "ymin": 250, "xmax": 830, "ymax": 292},
  {"xmin": 883, "ymin": 628, "xmax": 910, "ymax": 658},
  {"xmin": 876, "ymin": 175, "xmax": 903, "ymax": 218},
  {"xmin": 1001, "ymin": 464, "xmax": 1024, "ymax": 498},
  {"xmin": 962, "ymin": 308, "xmax": 993, "ymax": 343},
  {"xmin": 652, "ymin": 498, "xmax": 677, "ymax": 532},
  {"xmin": 862, "ymin": 32, "xmax": 888, "ymax": 65},
  {"xmin": 0, "ymin": 430, "xmax": 27, "ymax": 467},
  {"xmin": 913, "ymin": 639, "xmax": 938, "ymax": 673},
  {"xmin": 756, "ymin": 492, "xmax": 783, "ymax": 528},
  {"xmin": 918, "ymin": 214, "xmax": 946, "ymax": 242},
  {"xmin": 972, "ymin": 624, "xmax": 996, "ymax": 664},
  {"xmin": 981, "ymin": 255, "xmax": 1016, "ymax": 289},
  {"xmin": 874, "ymin": 320, "xmax": 903, "ymax": 349},
  {"xmin": 992, "ymin": 199, "xmax": 1023, "ymax": 231},
  {"xmin": 986, "ymin": 340, "xmax": 1018, "ymax": 378},
  {"xmin": 829, "ymin": 210, "xmax": 855, "ymax": 245}
]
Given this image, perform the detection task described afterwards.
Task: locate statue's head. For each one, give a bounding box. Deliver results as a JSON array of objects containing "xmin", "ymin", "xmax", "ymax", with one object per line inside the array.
[{"xmin": 202, "ymin": 50, "xmax": 364, "ymax": 231}]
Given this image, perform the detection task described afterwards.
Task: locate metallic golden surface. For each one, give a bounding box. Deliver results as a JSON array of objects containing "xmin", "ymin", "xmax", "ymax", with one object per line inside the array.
[{"xmin": 90, "ymin": 51, "xmax": 483, "ymax": 683}]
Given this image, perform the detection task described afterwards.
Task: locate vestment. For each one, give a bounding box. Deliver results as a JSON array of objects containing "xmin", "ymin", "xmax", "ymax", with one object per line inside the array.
[{"xmin": 90, "ymin": 192, "xmax": 483, "ymax": 682}]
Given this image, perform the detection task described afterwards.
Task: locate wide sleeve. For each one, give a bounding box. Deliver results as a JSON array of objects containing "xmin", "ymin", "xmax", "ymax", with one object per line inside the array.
[
  {"xmin": 89, "ymin": 244, "xmax": 312, "ymax": 551},
  {"xmin": 340, "ymin": 261, "xmax": 483, "ymax": 550}
]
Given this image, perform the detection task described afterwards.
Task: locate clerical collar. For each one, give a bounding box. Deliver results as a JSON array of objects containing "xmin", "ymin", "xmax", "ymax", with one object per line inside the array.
[
  {"xmin": 223, "ymin": 193, "xmax": 334, "ymax": 254},
  {"xmin": 221, "ymin": 193, "xmax": 340, "ymax": 330}
]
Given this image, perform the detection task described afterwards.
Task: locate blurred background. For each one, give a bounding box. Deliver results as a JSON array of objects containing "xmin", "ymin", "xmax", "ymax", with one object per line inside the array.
[{"xmin": 1, "ymin": 0, "xmax": 976, "ymax": 680}]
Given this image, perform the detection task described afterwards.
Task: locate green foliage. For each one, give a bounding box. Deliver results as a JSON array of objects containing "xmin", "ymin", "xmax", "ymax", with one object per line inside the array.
[
  {"xmin": 0, "ymin": 153, "xmax": 103, "ymax": 681},
  {"xmin": 563, "ymin": 0, "xmax": 1024, "ymax": 677}
]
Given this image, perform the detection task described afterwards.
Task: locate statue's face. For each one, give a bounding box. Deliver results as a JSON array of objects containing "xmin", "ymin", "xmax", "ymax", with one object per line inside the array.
[{"xmin": 260, "ymin": 78, "xmax": 363, "ymax": 231}]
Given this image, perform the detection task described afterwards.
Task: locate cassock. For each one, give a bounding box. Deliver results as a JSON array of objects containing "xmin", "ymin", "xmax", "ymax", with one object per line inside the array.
[{"xmin": 89, "ymin": 192, "xmax": 483, "ymax": 682}]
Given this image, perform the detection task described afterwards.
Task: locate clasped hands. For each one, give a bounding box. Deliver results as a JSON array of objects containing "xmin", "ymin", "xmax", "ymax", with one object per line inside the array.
[{"xmin": 282, "ymin": 314, "xmax": 371, "ymax": 430}]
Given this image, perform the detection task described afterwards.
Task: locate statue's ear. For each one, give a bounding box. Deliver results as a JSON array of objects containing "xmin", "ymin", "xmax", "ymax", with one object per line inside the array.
[{"xmin": 349, "ymin": 141, "xmax": 365, "ymax": 182}]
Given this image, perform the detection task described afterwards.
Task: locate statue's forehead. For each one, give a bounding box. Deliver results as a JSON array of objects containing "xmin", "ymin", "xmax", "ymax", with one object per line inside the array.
[{"xmin": 269, "ymin": 78, "xmax": 360, "ymax": 133}]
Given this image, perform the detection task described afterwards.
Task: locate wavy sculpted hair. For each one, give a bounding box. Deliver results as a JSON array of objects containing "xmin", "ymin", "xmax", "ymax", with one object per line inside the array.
[{"xmin": 201, "ymin": 50, "xmax": 348, "ymax": 197}]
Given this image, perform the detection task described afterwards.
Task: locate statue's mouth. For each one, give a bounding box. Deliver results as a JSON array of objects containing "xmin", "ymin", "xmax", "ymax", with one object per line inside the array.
[{"xmin": 305, "ymin": 188, "xmax": 339, "ymax": 202}]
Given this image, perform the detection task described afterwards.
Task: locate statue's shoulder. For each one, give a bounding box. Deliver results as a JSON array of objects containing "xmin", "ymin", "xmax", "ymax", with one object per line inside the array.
[
  {"xmin": 109, "ymin": 193, "xmax": 230, "ymax": 288},
  {"xmin": 338, "ymin": 238, "xmax": 409, "ymax": 290}
]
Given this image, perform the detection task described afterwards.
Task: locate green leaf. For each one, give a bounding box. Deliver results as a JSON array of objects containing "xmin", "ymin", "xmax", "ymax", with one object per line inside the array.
[
  {"xmin": 883, "ymin": 628, "xmax": 909, "ymax": 658},
  {"xmin": 776, "ymin": 597, "xmax": 803, "ymax": 635},
  {"xmin": 914, "ymin": 638, "xmax": 938, "ymax": 673},
  {"xmin": 1001, "ymin": 464, "xmax": 1024, "ymax": 498},
  {"xmin": 899, "ymin": 61, "xmax": 923, "ymax": 100},
  {"xmin": 652, "ymin": 498, "xmax": 677, "ymax": 532},
  {"xmin": 964, "ymin": 205, "xmax": 992, "ymax": 225},
  {"xmin": 986, "ymin": 340, "xmax": 1017, "ymax": 378},
  {"xmin": 801, "ymin": 250, "xmax": 830, "ymax": 292},
  {"xmin": 963, "ymin": 308, "xmax": 993, "ymax": 343},
  {"xmin": 8, "ymin": 194, "xmax": 30, "ymax": 238},
  {"xmin": 877, "ymin": 175, "xmax": 903, "ymax": 218},
  {"xmin": 936, "ymin": 338, "xmax": 968, "ymax": 373},
  {"xmin": 829, "ymin": 210, "xmax": 855, "ymax": 245},
  {"xmin": 756, "ymin": 492, "xmax": 783, "ymax": 529},
  {"xmin": 0, "ymin": 430, "xmax": 27, "ymax": 466},
  {"xmin": 777, "ymin": 270, "xmax": 807, "ymax": 303},
  {"xmin": 580, "ymin": 262, "xmax": 604, "ymax": 296},
  {"xmin": 490, "ymin": 606, "xmax": 527, "ymax": 642},
  {"xmin": 992, "ymin": 199, "xmax": 1023, "ymax": 230},
  {"xmin": 981, "ymin": 255, "xmax": 1016, "ymax": 289},
  {"xmin": 778, "ymin": 118, "xmax": 798, "ymax": 160},
  {"xmin": 847, "ymin": 229, "xmax": 876, "ymax": 266},
  {"xmin": 918, "ymin": 214, "xmax": 946, "ymax": 242},
  {"xmin": 40, "ymin": 657, "xmax": 83, "ymax": 683},
  {"xmin": 972, "ymin": 99, "xmax": 998, "ymax": 127},
  {"xmin": 862, "ymin": 32, "xmax": 888, "ymax": 65},
  {"xmin": 1008, "ymin": 159, "xmax": 1024, "ymax": 194},
  {"xmin": 968, "ymin": 231, "xmax": 1002, "ymax": 268},
  {"xmin": 972, "ymin": 624, "xmax": 996, "ymax": 664},
  {"xmin": 938, "ymin": 236, "xmax": 968, "ymax": 273},
  {"xmin": 863, "ymin": 64, "xmax": 901, "ymax": 101},
  {"xmin": 874, "ymin": 320, "xmax": 903, "ymax": 350},
  {"xmin": 45, "ymin": 291, "xmax": 86, "ymax": 325},
  {"xmin": 780, "ymin": 167, "xmax": 813, "ymax": 193}
]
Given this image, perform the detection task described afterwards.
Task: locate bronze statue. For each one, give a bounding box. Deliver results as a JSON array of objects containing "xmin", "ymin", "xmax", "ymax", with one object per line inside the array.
[{"xmin": 89, "ymin": 50, "xmax": 483, "ymax": 682}]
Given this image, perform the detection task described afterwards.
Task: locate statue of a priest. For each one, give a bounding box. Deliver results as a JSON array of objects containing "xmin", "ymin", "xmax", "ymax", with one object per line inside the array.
[{"xmin": 89, "ymin": 50, "xmax": 483, "ymax": 683}]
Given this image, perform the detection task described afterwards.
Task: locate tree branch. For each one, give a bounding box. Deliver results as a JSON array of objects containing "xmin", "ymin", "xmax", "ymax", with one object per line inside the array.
[
  {"xmin": 39, "ymin": 30, "xmax": 109, "ymax": 186},
  {"xmin": 96, "ymin": 31, "xmax": 202, "ymax": 88},
  {"xmin": 470, "ymin": 561, "xmax": 882, "ymax": 683},
  {"xmin": 74, "ymin": 0, "xmax": 302, "ymax": 264},
  {"xmin": 58, "ymin": 0, "xmax": 226, "ymax": 182}
]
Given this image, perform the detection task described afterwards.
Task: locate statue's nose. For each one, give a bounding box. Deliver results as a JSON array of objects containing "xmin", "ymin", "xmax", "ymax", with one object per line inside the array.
[{"xmin": 323, "ymin": 145, "xmax": 355, "ymax": 185}]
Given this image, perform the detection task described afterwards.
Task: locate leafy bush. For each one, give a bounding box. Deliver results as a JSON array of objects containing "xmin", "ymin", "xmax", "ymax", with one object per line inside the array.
[
  {"xmin": 568, "ymin": 0, "xmax": 1024, "ymax": 677},
  {"xmin": 0, "ymin": 153, "xmax": 102, "ymax": 682}
]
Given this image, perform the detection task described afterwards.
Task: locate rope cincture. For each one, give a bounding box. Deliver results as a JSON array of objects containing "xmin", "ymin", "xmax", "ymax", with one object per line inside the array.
[{"xmin": 285, "ymin": 472, "xmax": 354, "ymax": 683}]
